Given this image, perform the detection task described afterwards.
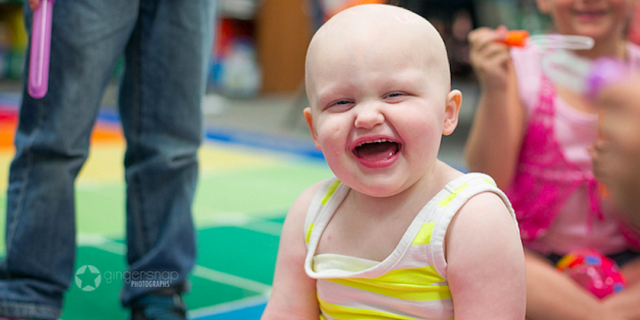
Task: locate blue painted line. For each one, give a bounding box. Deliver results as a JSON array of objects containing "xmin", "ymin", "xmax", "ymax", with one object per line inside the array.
[
  {"xmin": 190, "ymin": 302, "xmax": 266, "ymax": 320},
  {"xmin": 205, "ymin": 128, "xmax": 324, "ymax": 160},
  {"xmin": 0, "ymin": 96, "xmax": 325, "ymax": 161},
  {"xmin": 96, "ymin": 107, "xmax": 121, "ymax": 124},
  {"xmin": 94, "ymin": 106, "xmax": 324, "ymax": 160},
  {"xmin": 0, "ymin": 93, "xmax": 21, "ymax": 106}
]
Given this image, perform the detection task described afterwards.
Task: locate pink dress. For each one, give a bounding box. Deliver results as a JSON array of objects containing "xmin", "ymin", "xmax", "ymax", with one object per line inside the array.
[{"xmin": 508, "ymin": 43, "xmax": 640, "ymax": 255}]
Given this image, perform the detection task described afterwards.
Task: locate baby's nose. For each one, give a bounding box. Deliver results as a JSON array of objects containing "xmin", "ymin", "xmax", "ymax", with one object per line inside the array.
[{"xmin": 354, "ymin": 104, "xmax": 384, "ymax": 129}]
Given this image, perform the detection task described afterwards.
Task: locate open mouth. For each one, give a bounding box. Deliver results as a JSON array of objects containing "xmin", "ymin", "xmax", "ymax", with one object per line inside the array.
[
  {"xmin": 574, "ymin": 9, "xmax": 607, "ymax": 20},
  {"xmin": 353, "ymin": 139, "xmax": 401, "ymax": 162}
]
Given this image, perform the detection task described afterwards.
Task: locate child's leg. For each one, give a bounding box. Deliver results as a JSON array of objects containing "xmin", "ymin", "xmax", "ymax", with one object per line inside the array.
[
  {"xmin": 602, "ymin": 256, "xmax": 640, "ymax": 320},
  {"xmin": 619, "ymin": 254, "xmax": 640, "ymax": 284},
  {"xmin": 524, "ymin": 250, "xmax": 625, "ymax": 320}
]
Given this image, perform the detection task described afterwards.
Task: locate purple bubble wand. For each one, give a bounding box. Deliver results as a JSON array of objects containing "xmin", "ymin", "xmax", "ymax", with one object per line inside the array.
[
  {"xmin": 28, "ymin": 0, "xmax": 54, "ymax": 99},
  {"xmin": 541, "ymin": 49, "xmax": 628, "ymax": 99}
]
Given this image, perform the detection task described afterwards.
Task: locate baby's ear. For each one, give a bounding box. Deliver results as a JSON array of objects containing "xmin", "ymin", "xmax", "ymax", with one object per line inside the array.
[
  {"xmin": 303, "ymin": 107, "xmax": 322, "ymax": 150},
  {"xmin": 443, "ymin": 90, "xmax": 462, "ymax": 136}
]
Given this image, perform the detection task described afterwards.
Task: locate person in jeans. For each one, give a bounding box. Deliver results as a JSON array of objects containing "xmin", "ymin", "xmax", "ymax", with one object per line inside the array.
[{"xmin": 0, "ymin": 0, "xmax": 215, "ymax": 319}]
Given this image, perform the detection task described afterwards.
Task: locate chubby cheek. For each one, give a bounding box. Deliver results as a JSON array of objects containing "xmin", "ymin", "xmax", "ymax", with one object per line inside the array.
[
  {"xmin": 613, "ymin": 0, "xmax": 634, "ymax": 10},
  {"xmin": 412, "ymin": 132, "xmax": 441, "ymax": 158},
  {"xmin": 401, "ymin": 120, "xmax": 442, "ymax": 162},
  {"xmin": 315, "ymin": 120, "xmax": 348, "ymax": 158},
  {"xmin": 317, "ymin": 127, "xmax": 354, "ymax": 181}
]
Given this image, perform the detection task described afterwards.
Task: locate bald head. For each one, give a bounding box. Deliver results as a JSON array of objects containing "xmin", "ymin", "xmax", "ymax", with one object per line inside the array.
[{"xmin": 305, "ymin": 4, "xmax": 451, "ymax": 100}]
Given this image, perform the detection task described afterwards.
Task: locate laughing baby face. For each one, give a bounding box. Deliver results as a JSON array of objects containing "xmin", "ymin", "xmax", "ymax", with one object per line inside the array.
[{"xmin": 303, "ymin": 4, "xmax": 461, "ymax": 197}]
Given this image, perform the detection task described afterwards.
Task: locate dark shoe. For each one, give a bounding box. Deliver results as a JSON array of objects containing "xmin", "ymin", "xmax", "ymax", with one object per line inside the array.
[{"xmin": 129, "ymin": 293, "xmax": 187, "ymax": 320}]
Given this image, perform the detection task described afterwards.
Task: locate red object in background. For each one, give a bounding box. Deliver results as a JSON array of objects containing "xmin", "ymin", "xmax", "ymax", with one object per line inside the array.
[
  {"xmin": 0, "ymin": 108, "xmax": 18, "ymax": 149},
  {"xmin": 321, "ymin": 0, "xmax": 386, "ymax": 21},
  {"xmin": 630, "ymin": 5, "xmax": 640, "ymax": 45},
  {"xmin": 214, "ymin": 17, "xmax": 255, "ymax": 61}
]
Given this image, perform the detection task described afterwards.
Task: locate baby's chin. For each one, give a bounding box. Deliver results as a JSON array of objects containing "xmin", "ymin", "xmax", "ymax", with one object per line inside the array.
[{"xmin": 343, "ymin": 176, "xmax": 413, "ymax": 199}]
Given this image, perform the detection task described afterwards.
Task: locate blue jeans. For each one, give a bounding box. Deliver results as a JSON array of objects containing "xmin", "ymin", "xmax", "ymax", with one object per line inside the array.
[{"xmin": 0, "ymin": 0, "xmax": 215, "ymax": 318}]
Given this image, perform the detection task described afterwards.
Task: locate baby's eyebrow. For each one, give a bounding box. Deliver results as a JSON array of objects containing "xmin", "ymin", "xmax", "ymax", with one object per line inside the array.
[
  {"xmin": 315, "ymin": 83, "xmax": 349, "ymax": 104},
  {"xmin": 311, "ymin": 92, "xmax": 335, "ymax": 109}
]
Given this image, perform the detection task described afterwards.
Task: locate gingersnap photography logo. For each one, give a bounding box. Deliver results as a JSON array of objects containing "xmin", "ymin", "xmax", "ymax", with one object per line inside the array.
[
  {"xmin": 74, "ymin": 264, "xmax": 179, "ymax": 291},
  {"xmin": 75, "ymin": 265, "xmax": 102, "ymax": 291}
]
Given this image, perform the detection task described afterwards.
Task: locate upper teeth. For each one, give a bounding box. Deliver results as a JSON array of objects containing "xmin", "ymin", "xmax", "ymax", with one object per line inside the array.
[{"xmin": 357, "ymin": 139, "xmax": 390, "ymax": 147}]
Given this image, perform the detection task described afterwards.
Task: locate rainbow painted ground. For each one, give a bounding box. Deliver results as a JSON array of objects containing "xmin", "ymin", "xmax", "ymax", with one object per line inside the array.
[{"xmin": 0, "ymin": 95, "xmax": 332, "ymax": 319}]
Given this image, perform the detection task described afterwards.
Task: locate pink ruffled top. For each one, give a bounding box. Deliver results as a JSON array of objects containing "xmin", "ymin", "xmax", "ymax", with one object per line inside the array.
[{"xmin": 508, "ymin": 43, "xmax": 640, "ymax": 255}]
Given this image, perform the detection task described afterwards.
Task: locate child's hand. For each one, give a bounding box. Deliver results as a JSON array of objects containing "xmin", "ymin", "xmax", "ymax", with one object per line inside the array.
[
  {"xmin": 591, "ymin": 75, "xmax": 640, "ymax": 227},
  {"xmin": 468, "ymin": 26, "xmax": 512, "ymax": 91}
]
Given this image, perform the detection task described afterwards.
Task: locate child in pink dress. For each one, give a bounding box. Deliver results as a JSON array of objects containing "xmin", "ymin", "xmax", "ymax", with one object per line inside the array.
[{"xmin": 466, "ymin": 0, "xmax": 640, "ymax": 319}]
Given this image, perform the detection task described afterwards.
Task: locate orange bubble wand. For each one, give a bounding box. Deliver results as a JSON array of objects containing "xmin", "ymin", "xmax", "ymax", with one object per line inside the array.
[{"xmin": 499, "ymin": 30, "xmax": 594, "ymax": 50}]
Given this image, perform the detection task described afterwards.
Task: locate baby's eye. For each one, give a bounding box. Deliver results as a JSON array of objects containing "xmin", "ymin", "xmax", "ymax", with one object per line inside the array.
[
  {"xmin": 325, "ymin": 99, "xmax": 354, "ymax": 112},
  {"xmin": 384, "ymin": 92, "xmax": 408, "ymax": 101}
]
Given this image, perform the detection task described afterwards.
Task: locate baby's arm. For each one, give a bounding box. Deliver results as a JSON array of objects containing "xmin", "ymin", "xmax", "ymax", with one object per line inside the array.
[
  {"xmin": 465, "ymin": 27, "xmax": 526, "ymax": 188},
  {"xmin": 445, "ymin": 192, "xmax": 526, "ymax": 319},
  {"xmin": 261, "ymin": 183, "xmax": 322, "ymax": 319}
]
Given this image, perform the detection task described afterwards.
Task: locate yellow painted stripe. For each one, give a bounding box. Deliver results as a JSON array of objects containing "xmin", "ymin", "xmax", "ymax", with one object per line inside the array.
[
  {"xmin": 411, "ymin": 222, "xmax": 435, "ymax": 245},
  {"xmin": 318, "ymin": 296, "xmax": 424, "ymax": 320},
  {"xmin": 306, "ymin": 223, "xmax": 314, "ymax": 244},
  {"xmin": 327, "ymin": 266, "xmax": 450, "ymax": 301},
  {"xmin": 438, "ymin": 183, "xmax": 468, "ymax": 207},
  {"xmin": 321, "ymin": 180, "xmax": 341, "ymax": 206}
]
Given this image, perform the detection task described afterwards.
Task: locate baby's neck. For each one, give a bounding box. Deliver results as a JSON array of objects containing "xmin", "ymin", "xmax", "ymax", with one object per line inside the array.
[{"xmin": 347, "ymin": 161, "xmax": 459, "ymax": 214}]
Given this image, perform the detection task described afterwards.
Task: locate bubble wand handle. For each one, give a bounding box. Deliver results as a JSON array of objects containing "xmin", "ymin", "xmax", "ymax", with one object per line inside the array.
[
  {"xmin": 500, "ymin": 30, "xmax": 594, "ymax": 51},
  {"xmin": 500, "ymin": 30, "xmax": 530, "ymax": 47},
  {"xmin": 28, "ymin": 0, "xmax": 54, "ymax": 99}
]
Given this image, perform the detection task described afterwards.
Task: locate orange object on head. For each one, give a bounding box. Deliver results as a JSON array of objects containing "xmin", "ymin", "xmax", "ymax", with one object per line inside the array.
[
  {"xmin": 502, "ymin": 30, "xmax": 530, "ymax": 47},
  {"xmin": 323, "ymin": 0, "xmax": 386, "ymax": 21}
]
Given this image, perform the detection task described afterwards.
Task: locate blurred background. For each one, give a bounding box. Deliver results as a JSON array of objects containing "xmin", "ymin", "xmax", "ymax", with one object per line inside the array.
[
  {"xmin": 0, "ymin": 0, "xmax": 556, "ymax": 91},
  {"xmin": 0, "ymin": 0, "xmax": 559, "ymax": 170},
  {"xmin": 0, "ymin": 1, "xmax": 638, "ymax": 318}
]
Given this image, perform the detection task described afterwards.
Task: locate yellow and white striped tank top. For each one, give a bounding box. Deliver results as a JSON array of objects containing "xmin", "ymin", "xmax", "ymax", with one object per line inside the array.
[{"xmin": 303, "ymin": 173, "xmax": 517, "ymax": 320}]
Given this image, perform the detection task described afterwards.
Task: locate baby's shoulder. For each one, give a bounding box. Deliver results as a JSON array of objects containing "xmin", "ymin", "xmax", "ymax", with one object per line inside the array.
[
  {"xmin": 447, "ymin": 175, "xmax": 518, "ymax": 239},
  {"xmin": 439, "ymin": 172, "xmax": 516, "ymax": 232},
  {"xmin": 288, "ymin": 180, "xmax": 331, "ymax": 223}
]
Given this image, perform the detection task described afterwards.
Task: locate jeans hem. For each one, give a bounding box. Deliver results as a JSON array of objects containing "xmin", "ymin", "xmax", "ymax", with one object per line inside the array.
[{"xmin": 0, "ymin": 300, "xmax": 61, "ymax": 319}]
